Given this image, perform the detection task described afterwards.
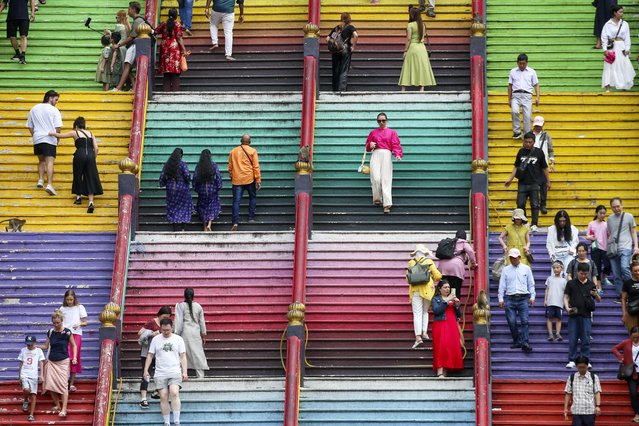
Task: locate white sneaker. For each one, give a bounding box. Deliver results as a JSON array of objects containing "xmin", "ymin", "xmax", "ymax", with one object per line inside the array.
[
  {"xmin": 530, "ymin": 225, "xmax": 539, "ymax": 232},
  {"xmin": 565, "ymin": 361, "xmax": 576, "ymax": 368},
  {"xmin": 45, "ymin": 184, "xmax": 57, "ymax": 196},
  {"xmin": 37, "ymin": 179, "xmax": 44, "ymax": 188}
]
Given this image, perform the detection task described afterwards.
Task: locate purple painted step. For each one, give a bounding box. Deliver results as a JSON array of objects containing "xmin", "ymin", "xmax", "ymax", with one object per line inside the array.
[
  {"xmin": 0, "ymin": 232, "xmax": 115, "ymax": 382},
  {"xmin": 488, "ymin": 231, "xmax": 627, "ymax": 380}
]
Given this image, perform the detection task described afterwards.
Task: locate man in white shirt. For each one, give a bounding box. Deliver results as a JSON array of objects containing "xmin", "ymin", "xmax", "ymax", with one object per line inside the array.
[
  {"xmin": 498, "ymin": 248, "xmax": 536, "ymax": 353},
  {"xmin": 144, "ymin": 318, "xmax": 187, "ymax": 426},
  {"xmin": 608, "ymin": 197, "xmax": 639, "ymax": 304},
  {"xmin": 18, "ymin": 335, "xmax": 45, "ymax": 422},
  {"xmin": 26, "ymin": 90, "xmax": 62, "ymax": 196},
  {"xmin": 508, "ymin": 53, "xmax": 540, "ymax": 139},
  {"xmin": 532, "ymin": 116, "xmax": 554, "ymax": 214}
]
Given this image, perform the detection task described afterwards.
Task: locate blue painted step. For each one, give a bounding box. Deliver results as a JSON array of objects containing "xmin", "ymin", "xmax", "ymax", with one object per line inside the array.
[
  {"xmin": 0, "ymin": 232, "xmax": 115, "ymax": 381},
  {"xmin": 488, "ymin": 231, "xmax": 628, "ymax": 380}
]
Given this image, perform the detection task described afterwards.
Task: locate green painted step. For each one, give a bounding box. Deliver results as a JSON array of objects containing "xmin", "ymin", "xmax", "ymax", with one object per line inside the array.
[
  {"xmin": 486, "ymin": 0, "xmax": 639, "ymax": 92},
  {"xmin": 0, "ymin": 0, "xmax": 137, "ymax": 91},
  {"xmin": 312, "ymin": 92, "xmax": 472, "ymax": 231},
  {"xmin": 138, "ymin": 93, "xmax": 301, "ymax": 231}
]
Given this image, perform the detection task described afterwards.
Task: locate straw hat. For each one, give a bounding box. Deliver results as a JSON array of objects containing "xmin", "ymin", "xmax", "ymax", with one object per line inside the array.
[
  {"xmin": 410, "ymin": 244, "xmax": 432, "ymax": 257},
  {"xmin": 511, "ymin": 208, "xmax": 528, "ymax": 223}
]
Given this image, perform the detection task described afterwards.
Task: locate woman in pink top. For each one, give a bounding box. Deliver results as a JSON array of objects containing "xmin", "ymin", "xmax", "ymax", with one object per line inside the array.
[
  {"xmin": 365, "ymin": 112, "xmax": 403, "ymax": 214},
  {"xmin": 586, "ymin": 204, "xmax": 612, "ymax": 286},
  {"xmin": 437, "ymin": 230, "xmax": 477, "ymax": 299}
]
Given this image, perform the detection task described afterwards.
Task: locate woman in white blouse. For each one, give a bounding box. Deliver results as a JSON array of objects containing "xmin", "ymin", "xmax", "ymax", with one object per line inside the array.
[
  {"xmin": 602, "ymin": 5, "xmax": 635, "ymax": 91},
  {"xmin": 546, "ymin": 210, "xmax": 580, "ymax": 276}
]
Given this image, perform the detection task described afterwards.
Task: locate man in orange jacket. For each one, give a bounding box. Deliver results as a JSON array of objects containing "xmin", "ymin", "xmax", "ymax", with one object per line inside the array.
[{"xmin": 228, "ymin": 133, "xmax": 261, "ymax": 231}]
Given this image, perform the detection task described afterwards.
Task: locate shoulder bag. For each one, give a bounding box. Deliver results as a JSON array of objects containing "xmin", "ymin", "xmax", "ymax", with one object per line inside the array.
[
  {"xmin": 607, "ymin": 19, "xmax": 623, "ymax": 50},
  {"xmin": 618, "ymin": 349, "xmax": 639, "ymax": 381},
  {"xmin": 513, "ymin": 227, "xmax": 534, "ymax": 264},
  {"xmin": 607, "ymin": 212, "xmax": 625, "ymax": 258},
  {"xmin": 358, "ymin": 146, "xmax": 370, "ymax": 174}
]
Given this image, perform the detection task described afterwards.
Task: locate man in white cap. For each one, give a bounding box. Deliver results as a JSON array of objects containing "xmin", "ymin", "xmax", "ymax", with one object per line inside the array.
[
  {"xmin": 498, "ymin": 248, "xmax": 536, "ymax": 353},
  {"xmin": 532, "ymin": 116, "xmax": 554, "ymax": 215}
]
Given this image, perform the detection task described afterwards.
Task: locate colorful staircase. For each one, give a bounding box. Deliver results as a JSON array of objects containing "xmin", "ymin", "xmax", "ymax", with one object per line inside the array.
[
  {"xmin": 320, "ymin": 0, "xmax": 473, "ymax": 91},
  {"xmin": 112, "ymin": 378, "xmax": 284, "ymax": 425},
  {"xmin": 486, "ymin": 0, "xmax": 639, "ymax": 92},
  {"xmin": 120, "ymin": 232, "xmax": 293, "ymax": 377},
  {"xmin": 492, "ymin": 380, "xmax": 633, "ymax": 425},
  {"xmin": 0, "ymin": 91, "xmax": 133, "ymax": 232},
  {"xmin": 0, "ymin": 380, "xmax": 96, "ymax": 425},
  {"xmin": 0, "ymin": 232, "xmax": 115, "ymax": 380},
  {"xmin": 489, "ymin": 232, "xmax": 627, "ymax": 380},
  {"xmin": 312, "ymin": 92, "xmax": 472, "ymax": 231},
  {"xmin": 299, "ymin": 377, "xmax": 475, "ymax": 425},
  {"xmin": 487, "ymin": 92, "xmax": 639, "ymax": 230},
  {"xmin": 137, "ymin": 93, "xmax": 300, "ymax": 231},
  {"xmin": 157, "ymin": 0, "xmax": 307, "ymax": 91},
  {"xmin": 305, "ymin": 232, "xmax": 475, "ymax": 377},
  {"xmin": 0, "ymin": 0, "xmax": 134, "ymax": 91}
]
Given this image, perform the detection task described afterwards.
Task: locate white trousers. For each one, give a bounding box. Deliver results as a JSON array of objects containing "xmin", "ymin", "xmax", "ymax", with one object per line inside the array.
[
  {"xmin": 210, "ymin": 11, "xmax": 235, "ymax": 56},
  {"xmin": 369, "ymin": 148, "xmax": 393, "ymax": 207},
  {"xmin": 510, "ymin": 92, "xmax": 532, "ymax": 134},
  {"xmin": 412, "ymin": 291, "xmax": 430, "ymax": 336}
]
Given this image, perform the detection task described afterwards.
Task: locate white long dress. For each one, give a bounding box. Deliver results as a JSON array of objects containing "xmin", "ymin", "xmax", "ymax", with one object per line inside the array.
[
  {"xmin": 601, "ymin": 19, "xmax": 635, "ymax": 90},
  {"xmin": 174, "ymin": 301, "xmax": 210, "ymax": 375}
]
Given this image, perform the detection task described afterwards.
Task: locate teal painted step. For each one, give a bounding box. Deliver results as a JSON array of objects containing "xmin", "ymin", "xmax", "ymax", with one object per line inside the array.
[
  {"xmin": 112, "ymin": 378, "xmax": 284, "ymax": 425},
  {"xmin": 486, "ymin": 0, "xmax": 639, "ymax": 92},
  {"xmin": 312, "ymin": 92, "xmax": 472, "ymax": 231},
  {"xmin": 299, "ymin": 377, "xmax": 475, "ymax": 425},
  {"xmin": 0, "ymin": 0, "xmax": 136, "ymax": 91},
  {"xmin": 139, "ymin": 93, "xmax": 301, "ymax": 231}
]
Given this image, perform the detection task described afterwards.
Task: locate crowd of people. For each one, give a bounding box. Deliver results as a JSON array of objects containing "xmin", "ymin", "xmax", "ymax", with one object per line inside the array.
[
  {"xmin": 26, "ymin": 90, "xmax": 103, "ymax": 212},
  {"xmin": 159, "ymin": 133, "xmax": 260, "ymax": 231}
]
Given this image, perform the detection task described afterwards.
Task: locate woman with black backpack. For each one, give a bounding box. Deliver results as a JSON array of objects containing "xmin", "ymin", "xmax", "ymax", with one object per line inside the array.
[{"xmin": 327, "ymin": 12, "xmax": 358, "ymax": 92}]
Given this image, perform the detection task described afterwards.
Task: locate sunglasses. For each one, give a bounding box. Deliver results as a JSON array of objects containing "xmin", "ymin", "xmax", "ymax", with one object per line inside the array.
[{"xmin": 377, "ymin": 119, "xmax": 387, "ymax": 123}]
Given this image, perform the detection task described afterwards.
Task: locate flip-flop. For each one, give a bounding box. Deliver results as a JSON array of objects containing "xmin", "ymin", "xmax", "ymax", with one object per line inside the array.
[
  {"xmin": 50, "ymin": 406, "xmax": 60, "ymax": 413},
  {"xmin": 69, "ymin": 385, "xmax": 77, "ymax": 392},
  {"xmin": 58, "ymin": 411, "xmax": 67, "ymax": 418}
]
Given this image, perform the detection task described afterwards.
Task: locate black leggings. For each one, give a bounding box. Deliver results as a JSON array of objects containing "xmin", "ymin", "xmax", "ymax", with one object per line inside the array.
[
  {"xmin": 140, "ymin": 356, "xmax": 155, "ymax": 391},
  {"xmin": 163, "ymin": 72, "xmax": 180, "ymax": 92}
]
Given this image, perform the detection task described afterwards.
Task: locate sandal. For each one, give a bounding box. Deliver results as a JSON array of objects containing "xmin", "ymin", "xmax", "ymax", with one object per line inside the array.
[
  {"xmin": 150, "ymin": 390, "xmax": 160, "ymax": 399},
  {"xmin": 58, "ymin": 411, "xmax": 67, "ymax": 417},
  {"xmin": 69, "ymin": 385, "xmax": 77, "ymax": 392},
  {"xmin": 50, "ymin": 406, "xmax": 61, "ymax": 413},
  {"xmin": 437, "ymin": 374, "xmax": 445, "ymax": 378},
  {"xmin": 139, "ymin": 399, "xmax": 149, "ymax": 408}
]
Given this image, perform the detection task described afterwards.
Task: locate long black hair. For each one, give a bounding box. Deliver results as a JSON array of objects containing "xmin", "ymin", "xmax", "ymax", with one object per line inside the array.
[
  {"xmin": 163, "ymin": 147, "xmax": 183, "ymax": 181},
  {"xmin": 593, "ymin": 204, "xmax": 606, "ymax": 221},
  {"xmin": 554, "ymin": 209, "xmax": 573, "ymax": 242},
  {"xmin": 408, "ymin": 7, "xmax": 424, "ymax": 42},
  {"xmin": 167, "ymin": 8, "xmax": 177, "ymax": 37},
  {"xmin": 184, "ymin": 287, "xmax": 196, "ymax": 322},
  {"xmin": 194, "ymin": 149, "xmax": 215, "ymax": 185}
]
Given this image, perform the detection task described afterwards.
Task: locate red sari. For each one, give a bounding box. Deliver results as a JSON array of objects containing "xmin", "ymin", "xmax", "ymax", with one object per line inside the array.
[
  {"xmin": 156, "ymin": 21, "xmax": 183, "ymax": 74},
  {"xmin": 432, "ymin": 303, "xmax": 464, "ymax": 372}
]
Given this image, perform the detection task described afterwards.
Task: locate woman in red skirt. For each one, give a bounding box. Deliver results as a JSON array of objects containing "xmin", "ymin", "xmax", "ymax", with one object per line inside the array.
[{"xmin": 431, "ymin": 279, "xmax": 464, "ymax": 378}]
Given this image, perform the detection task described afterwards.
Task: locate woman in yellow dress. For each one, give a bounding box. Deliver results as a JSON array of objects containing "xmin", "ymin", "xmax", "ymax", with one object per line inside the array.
[
  {"xmin": 498, "ymin": 208, "xmax": 531, "ymax": 265},
  {"xmin": 398, "ymin": 7, "xmax": 436, "ymax": 91}
]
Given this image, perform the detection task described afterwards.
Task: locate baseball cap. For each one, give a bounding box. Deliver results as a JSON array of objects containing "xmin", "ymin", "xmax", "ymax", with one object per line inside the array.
[
  {"xmin": 533, "ymin": 116, "xmax": 544, "ymax": 126},
  {"xmin": 508, "ymin": 248, "xmax": 521, "ymax": 258},
  {"xmin": 25, "ymin": 335, "xmax": 37, "ymax": 344}
]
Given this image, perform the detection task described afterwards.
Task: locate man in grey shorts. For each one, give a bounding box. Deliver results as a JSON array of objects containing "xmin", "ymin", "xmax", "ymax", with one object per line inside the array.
[{"xmin": 144, "ymin": 318, "xmax": 187, "ymax": 426}]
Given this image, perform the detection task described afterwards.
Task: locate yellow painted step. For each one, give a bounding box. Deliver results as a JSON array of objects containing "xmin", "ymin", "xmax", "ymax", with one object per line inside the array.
[
  {"xmin": 0, "ymin": 91, "xmax": 133, "ymax": 233},
  {"xmin": 488, "ymin": 92, "xmax": 639, "ymax": 231}
]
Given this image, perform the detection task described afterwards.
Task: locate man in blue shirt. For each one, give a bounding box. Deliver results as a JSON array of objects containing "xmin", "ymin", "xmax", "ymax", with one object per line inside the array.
[
  {"xmin": 498, "ymin": 248, "xmax": 536, "ymax": 353},
  {"xmin": 205, "ymin": 0, "xmax": 244, "ymax": 61}
]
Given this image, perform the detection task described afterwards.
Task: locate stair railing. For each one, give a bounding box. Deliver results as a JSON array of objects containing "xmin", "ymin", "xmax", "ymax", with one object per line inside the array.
[
  {"xmin": 470, "ymin": 0, "xmax": 490, "ymax": 425},
  {"xmin": 283, "ymin": 1, "xmax": 320, "ymax": 425},
  {"xmin": 93, "ymin": 1, "xmax": 159, "ymax": 425}
]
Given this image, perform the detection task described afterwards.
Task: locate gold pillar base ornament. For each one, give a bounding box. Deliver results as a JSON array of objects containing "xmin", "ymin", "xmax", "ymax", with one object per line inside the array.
[
  {"xmin": 136, "ymin": 22, "xmax": 152, "ymax": 39},
  {"xmin": 471, "ymin": 159, "xmax": 488, "ymax": 174},
  {"xmin": 303, "ymin": 23, "xmax": 320, "ymax": 38},
  {"xmin": 99, "ymin": 304, "xmax": 118, "ymax": 327},
  {"xmin": 119, "ymin": 157, "xmax": 140, "ymax": 175},
  {"xmin": 295, "ymin": 161, "xmax": 312, "ymax": 175},
  {"xmin": 105, "ymin": 301, "xmax": 121, "ymax": 317},
  {"xmin": 287, "ymin": 302, "xmax": 306, "ymax": 325},
  {"xmin": 470, "ymin": 13, "xmax": 486, "ymax": 37},
  {"xmin": 473, "ymin": 290, "xmax": 491, "ymax": 325}
]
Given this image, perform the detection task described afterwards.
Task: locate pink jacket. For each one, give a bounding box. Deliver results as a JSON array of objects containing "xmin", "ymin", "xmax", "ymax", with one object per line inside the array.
[{"xmin": 365, "ymin": 128, "xmax": 403, "ymax": 158}]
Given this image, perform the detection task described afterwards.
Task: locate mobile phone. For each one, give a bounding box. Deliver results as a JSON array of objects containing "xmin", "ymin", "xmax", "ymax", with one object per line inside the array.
[{"xmin": 451, "ymin": 288, "xmax": 456, "ymax": 298}]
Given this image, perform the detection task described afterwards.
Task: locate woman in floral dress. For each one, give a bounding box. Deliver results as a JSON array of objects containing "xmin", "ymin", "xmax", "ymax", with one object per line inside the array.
[
  {"xmin": 159, "ymin": 148, "xmax": 193, "ymax": 231},
  {"xmin": 193, "ymin": 149, "xmax": 223, "ymax": 232},
  {"xmin": 156, "ymin": 8, "xmax": 186, "ymax": 92}
]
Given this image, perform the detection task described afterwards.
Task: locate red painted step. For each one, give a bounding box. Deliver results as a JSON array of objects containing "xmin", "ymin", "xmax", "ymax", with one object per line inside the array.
[
  {"xmin": 0, "ymin": 379, "xmax": 96, "ymax": 425},
  {"xmin": 492, "ymin": 380, "xmax": 634, "ymax": 425}
]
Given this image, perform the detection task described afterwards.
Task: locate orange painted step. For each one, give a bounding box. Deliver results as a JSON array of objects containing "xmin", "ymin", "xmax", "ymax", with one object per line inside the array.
[
  {"xmin": 0, "ymin": 379, "xmax": 96, "ymax": 425},
  {"xmin": 492, "ymin": 380, "xmax": 633, "ymax": 425}
]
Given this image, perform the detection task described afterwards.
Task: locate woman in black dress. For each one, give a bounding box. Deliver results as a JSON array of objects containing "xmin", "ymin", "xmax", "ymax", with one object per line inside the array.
[
  {"xmin": 593, "ymin": 0, "xmax": 617, "ymax": 49},
  {"xmin": 50, "ymin": 117, "xmax": 103, "ymax": 213}
]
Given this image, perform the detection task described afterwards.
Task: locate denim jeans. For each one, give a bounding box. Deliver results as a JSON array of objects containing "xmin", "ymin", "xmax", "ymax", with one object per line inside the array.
[
  {"xmin": 568, "ymin": 315, "xmax": 592, "ymax": 362},
  {"xmin": 628, "ymin": 377, "xmax": 639, "ymax": 414},
  {"xmin": 505, "ymin": 295, "xmax": 530, "ymax": 345},
  {"xmin": 517, "ymin": 183, "xmax": 540, "ymax": 226},
  {"xmin": 232, "ymin": 182, "xmax": 257, "ymax": 225},
  {"xmin": 178, "ymin": 0, "xmax": 194, "ymax": 30},
  {"xmin": 610, "ymin": 248, "xmax": 633, "ymax": 297}
]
